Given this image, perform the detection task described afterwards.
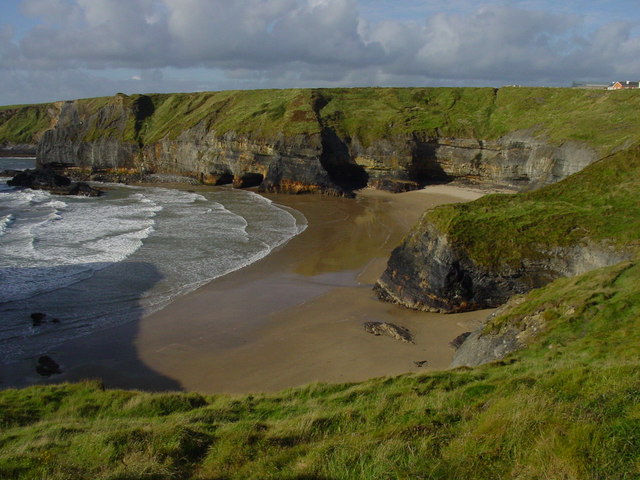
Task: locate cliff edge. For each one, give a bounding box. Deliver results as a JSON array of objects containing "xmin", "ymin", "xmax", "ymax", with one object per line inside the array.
[
  {"xmin": 376, "ymin": 146, "xmax": 639, "ymax": 314},
  {"xmin": 6, "ymin": 87, "xmax": 639, "ymax": 194}
]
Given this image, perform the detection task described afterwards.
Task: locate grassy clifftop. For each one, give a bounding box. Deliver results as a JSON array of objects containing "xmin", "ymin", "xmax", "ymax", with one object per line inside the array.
[
  {"xmin": 1, "ymin": 261, "xmax": 639, "ymax": 478},
  {"xmin": 2, "ymin": 88, "xmax": 640, "ymax": 478},
  {"xmin": 3, "ymin": 87, "xmax": 640, "ymax": 151},
  {"xmin": 425, "ymin": 145, "xmax": 640, "ymax": 271},
  {"xmin": 0, "ymin": 103, "xmax": 56, "ymax": 145}
]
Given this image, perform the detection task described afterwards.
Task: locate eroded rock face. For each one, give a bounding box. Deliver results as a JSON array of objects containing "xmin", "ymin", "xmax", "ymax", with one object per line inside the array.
[
  {"xmin": 7, "ymin": 167, "xmax": 103, "ymax": 196},
  {"xmin": 450, "ymin": 296, "xmax": 546, "ymax": 367},
  {"xmin": 34, "ymin": 94, "xmax": 601, "ymax": 195},
  {"xmin": 363, "ymin": 321, "xmax": 414, "ymax": 343},
  {"xmin": 350, "ymin": 132, "xmax": 599, "ymax": 190},
  {"xmin": 375, "ymin": 222, "xmax": 527, "ymax": 313},
  {"xmin": 375, "ymin": 221, "xmax": 631, "ymax": 313}
]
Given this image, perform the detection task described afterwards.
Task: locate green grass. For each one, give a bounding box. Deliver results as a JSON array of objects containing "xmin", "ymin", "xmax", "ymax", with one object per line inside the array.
[
  {"xmin": 137, "ymin": 89, "xmax": 321, "ymax": 143},
  {"xmin": 2, "ymin": 87, "xmax": 640, "ymax": 478},
  {"xmin": 491, "ymin": 87, "xmax": 640, "ymax": 152},
  {"xmin": 2, "ymin": 260, "xmax": 640, "ymax": 479},
  {"xmin": 0, "ymin": 103, "xmax": 54, "ymax": 144},
  {"xmin": 4, "ymin": 87, "xmax": 640, "ymax": 152},
  {"xmin": 425, "ymin": 145, "xmax": 640, "ymax": 270}
]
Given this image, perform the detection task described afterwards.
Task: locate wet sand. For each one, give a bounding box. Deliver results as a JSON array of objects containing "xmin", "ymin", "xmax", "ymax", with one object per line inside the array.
[{"xmin": 2, "ymin": 185, "xmax": 491, "ymax": 393}]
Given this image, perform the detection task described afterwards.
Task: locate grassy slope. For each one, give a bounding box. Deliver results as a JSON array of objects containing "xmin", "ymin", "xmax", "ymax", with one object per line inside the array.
[
  {"xmin": 2, "ymin": 88, "xmax": 640, "ymax": 478},
  {"xmin": 1, "ymin": 262, "xmax": 639, "ymax": 479},
  {"xmin": 0, "ymin": 103, "xmax": 54, "ymax": 144},
  {"xmin": 426, "ymin": 145, "xmax": 640, "ymax": 270},
  {"xmin": 3, "ymin": 87, "xmax": 640, "ymax": 151}
]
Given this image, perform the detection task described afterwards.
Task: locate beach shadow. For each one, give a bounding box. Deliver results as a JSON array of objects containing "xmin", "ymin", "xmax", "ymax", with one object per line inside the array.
[{"xmin": 0, "ymin": 261, "xmax": 183, "ymax": 392}]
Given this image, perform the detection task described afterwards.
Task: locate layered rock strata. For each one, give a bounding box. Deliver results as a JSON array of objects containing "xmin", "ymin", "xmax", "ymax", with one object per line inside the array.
[
  {"xmin": 32, "ymin": 91, "xmax": 601, "ymax": 196},
  {"xmin": 375, "ymin": 223, "xmax": 631, "ymax": 313}
]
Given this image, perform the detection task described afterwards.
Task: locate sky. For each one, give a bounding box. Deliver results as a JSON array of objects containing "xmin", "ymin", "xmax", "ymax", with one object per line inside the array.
[{"xmin": 1, "ymin": 0, "xmax": 639, "ymax": 106}]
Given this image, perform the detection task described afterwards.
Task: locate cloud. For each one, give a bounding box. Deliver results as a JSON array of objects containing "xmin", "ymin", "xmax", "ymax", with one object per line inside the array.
[{"xmin": 1, "ymin": 0, "xmax": 640, "ymax": 105}]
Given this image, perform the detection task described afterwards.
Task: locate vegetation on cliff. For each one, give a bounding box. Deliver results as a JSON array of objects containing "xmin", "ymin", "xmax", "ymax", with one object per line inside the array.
[
  {"xmin": 2, "ymin": 258, "xmax": 639, "ymax": 478},
  {"xmin": 0, "ymin": 103, "xmax": 55, "ymax": 145},
  {"xmin": 2, "ymin": 88, "xmax": 640, "ymax": 478},
  {"xmin": 425, "ymin": 144, "xmax": 640, "ymax": 271},
  {"xmin": 4, "ymin": 87, "xmax": 640, "ymax": 151}
]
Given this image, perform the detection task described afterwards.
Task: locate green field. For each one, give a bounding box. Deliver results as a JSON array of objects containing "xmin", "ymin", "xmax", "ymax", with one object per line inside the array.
[
  {"xmin": 3, "ymin": 87, "xmax": 640, "ymax": 152},
  {"xmin": 2, "ymin": 259, "xmax": 639, "ymax": 478},
  {"xmin": 424, "ymin": 144, "xmax": 640, "ymax": 271},
  {"xmin": 1, "ymin": 87, "xmax": 639, "ymax": 478}
]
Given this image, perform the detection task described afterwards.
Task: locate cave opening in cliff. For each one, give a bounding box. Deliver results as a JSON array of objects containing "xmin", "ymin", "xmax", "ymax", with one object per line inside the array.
[{"xmin": 320, "ymin": 127, "xmax": 368, "ymax": 192}]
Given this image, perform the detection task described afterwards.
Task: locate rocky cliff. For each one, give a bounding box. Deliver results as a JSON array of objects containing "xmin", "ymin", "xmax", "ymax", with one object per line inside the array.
[
  {"xmin": 376, "ymin": 146, "xmax": 640, "ymax": 313},
  {"xmin": 0, "ymin": 102, "xmax": 58, "ymax": 156},
  {"xmin": 16, "ymin": 87, "xmax": 638, "ymax": 195}
]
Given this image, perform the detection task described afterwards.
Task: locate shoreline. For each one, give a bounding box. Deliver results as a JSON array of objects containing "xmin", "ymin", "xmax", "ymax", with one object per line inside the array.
[{"xmin": 2, "ymin": 184, "xmax": 491, "ymax": 394}]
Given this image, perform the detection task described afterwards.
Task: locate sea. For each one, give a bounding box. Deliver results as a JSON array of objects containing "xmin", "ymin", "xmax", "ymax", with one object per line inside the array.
[{"xmin": 0, "ymin": 158, "xmax": 307, "ymax": 364}]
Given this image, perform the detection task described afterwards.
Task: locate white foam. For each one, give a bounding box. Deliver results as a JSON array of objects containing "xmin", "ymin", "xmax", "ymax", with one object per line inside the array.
[
  {"xmin": 0, "ymin": 214, "xmax": 14, "ymax": 236},
  {"xmin": 0, "ymin": 185, "xmax": 309, "ymax": 362}
]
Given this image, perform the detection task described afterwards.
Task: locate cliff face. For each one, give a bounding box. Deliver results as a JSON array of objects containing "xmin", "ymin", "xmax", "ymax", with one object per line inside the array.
[
  {"xmin": 349, "ymin": 132, "xmax": 598, "ymax": 188},
  {"xmin": 37, "ymin": 101, "xmax": 140, "ymax": 171},
  {"xmin": 375, "ymin": 221, "xmax": 630, "ymax": 313},
  {"xmin": 140, "ymin": 126, "xmax": 343, "ymax": 193},
  {"xmin": 376, "ymin": 146, "xmax": 640, "ymax": 313},
  {"xmin": 28, "ymin": 87, "xmax": 635, "ymax": 195}
]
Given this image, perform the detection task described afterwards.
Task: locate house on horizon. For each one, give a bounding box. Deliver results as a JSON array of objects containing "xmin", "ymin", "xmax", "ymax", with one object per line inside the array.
[{"xmin": 608, "ymin": 81, "xmax": 640, "ymax": 90}]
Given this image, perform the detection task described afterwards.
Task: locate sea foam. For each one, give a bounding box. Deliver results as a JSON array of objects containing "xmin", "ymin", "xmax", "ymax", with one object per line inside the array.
[{"xmin": 0, "ymin": 183, "xmax": 306, "ymax": 362}]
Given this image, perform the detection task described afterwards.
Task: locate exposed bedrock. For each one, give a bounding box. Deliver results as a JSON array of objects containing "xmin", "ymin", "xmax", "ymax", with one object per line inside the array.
[
  {"xmin": 350, "ymin": 131, "xmax": 598, "ymax": 189},
  {"xmin": 36, "ymin": 100, "xmax": 141, "ymax": 172},
  {"xmin": 34, "ymin": 94, "xmax": 600, "ymax": 195},
  {"xmin": 375, "ymin": 221, "xmax": 630, "ymax": 313},
  {"xmin": 140, "ymin": 126, "xmax": 350, "ymax": 195}
]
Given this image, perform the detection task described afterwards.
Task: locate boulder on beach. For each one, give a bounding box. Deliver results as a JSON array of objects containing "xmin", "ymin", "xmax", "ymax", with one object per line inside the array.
[
  {"xmin": 363, "ymin": 321, "xmax": 414, "ymax": 343},
  {"xmin": 36, "ymin": 356, "xmax": 62, "ymax": 376},
  {"xmin": 7, "ymin": 167, "xmax": 103, "ymax": 196}
]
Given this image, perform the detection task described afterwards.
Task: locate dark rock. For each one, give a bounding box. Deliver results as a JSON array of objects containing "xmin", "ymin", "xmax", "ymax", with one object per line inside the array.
[
  {"xmin": 31, "ymin": 312, "xmax": 46, "ymax": 326},
  {"xmin": 7, "ymin": 167, "xmax": 104, "ymax": 196},
  {"xmin": 36, "ymin": 356, "xmax": 62, "ymax": 376},
  {"xmin": 370, "ymin": 178, "xmax": 420, "ymax": 193},
  {"xmin": 233, "ymin": 172, "xmax": 264, "ymax": 188},
  {"xmin": 363, "ymin": 321, "xmax": 414, "ymax": 343},
  {"xmin": 449, "ymin": 332, "xmax": 472, "ymax": 350},
  {"xmin": 376, "ymin": 220, "xmax": 631, "ymax": 313},
  {"xmin": 8, "ymin": 167, "xmax": 70, "ymax": 188},
  {"xmin": 66, "ymin": 182, "xmax": 103, "ymax": 197}
]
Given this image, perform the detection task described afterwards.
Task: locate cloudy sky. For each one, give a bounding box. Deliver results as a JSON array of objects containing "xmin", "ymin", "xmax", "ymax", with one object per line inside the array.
[{"xmin": 1, "ymin": 0, "xmax": 639, "ymax": 105}]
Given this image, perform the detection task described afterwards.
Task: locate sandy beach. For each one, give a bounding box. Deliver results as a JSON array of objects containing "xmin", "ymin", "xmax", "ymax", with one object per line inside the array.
[{"xmin": 3, "ymin": 184, "xmax": 491, "ymax": 393}]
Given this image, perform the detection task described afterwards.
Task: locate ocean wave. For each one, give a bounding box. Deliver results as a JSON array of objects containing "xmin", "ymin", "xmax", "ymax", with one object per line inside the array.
[
  {"xmin": 0, "ymin": 214, "xmax": 15, "ymax": 236},
  {"xmin": 0, "ymin": 185, "xmax": 308, "ymax": 363}
]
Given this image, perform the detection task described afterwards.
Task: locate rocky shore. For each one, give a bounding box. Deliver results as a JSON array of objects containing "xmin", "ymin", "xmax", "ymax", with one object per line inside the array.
[
  {"xmin": 7, "ymin": 166, "xmax": 103, "ymax": 196},
  {"xmin": 2, "ymin": 87, "xmax": 639, "ymax": 374},
  {"xmin": 22, "ymin": 89, "xmax": 604, "ymax": 197}
]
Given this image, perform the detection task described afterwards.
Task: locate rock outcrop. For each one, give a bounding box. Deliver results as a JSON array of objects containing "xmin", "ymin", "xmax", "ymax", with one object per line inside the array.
[
  {"xmin": 375, "ymin": 220, "xmax": 631, "ymax": 313},
  {"xmin": 349, "ymin": 132, "xmax": 598, "ymax": 189},
  {"xmin": 27, "ymin": 88, "xmax": 609, "ymax": 196},
  {"xmin": 8, "ymin": 167, "xmax": 103, "ymax": 196},
  {"xmin": 363, "ymin": 321, "xmax": 414, "ymax": 343}
]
